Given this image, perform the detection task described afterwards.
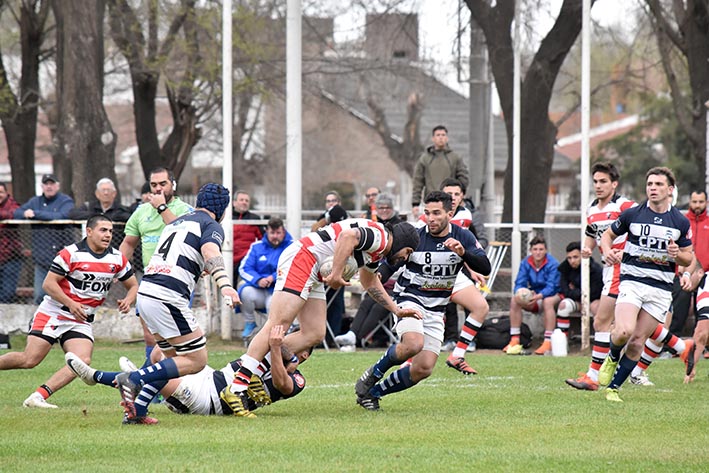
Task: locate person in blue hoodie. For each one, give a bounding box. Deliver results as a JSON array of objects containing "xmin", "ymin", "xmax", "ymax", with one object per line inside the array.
[
  {"xmin": 504, "ymin": 235, "xmax": 561, "ymax": 356},
  {"xmin": 237, "ymin": 217, "xmax": 293, "ymax": 337},
  {"xmin": 14, "ymin": 174, "xmax": 75, "ymax": 304}
]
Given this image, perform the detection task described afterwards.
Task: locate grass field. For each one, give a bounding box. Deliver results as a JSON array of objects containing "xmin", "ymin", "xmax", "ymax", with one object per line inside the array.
[{"xmin": 1, "ymin": 336, "xmax": 707, "ymax": 473}]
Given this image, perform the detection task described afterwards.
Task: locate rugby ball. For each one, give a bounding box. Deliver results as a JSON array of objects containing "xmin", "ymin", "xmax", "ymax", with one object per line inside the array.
[
  {"xmin": 320, "ymin": 255, "xmax": 358, "ymax": 281},
  {"xmin": 515, "ymin": 288, "xmax": 533, "ymax": 305}
]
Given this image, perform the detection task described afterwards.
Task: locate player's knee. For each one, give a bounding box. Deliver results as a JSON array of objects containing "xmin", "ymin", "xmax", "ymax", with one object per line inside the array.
[
  {"xmin": 304, "ymin": 326, "xmax": 326, "ymax": 347},
  {"xmin": 411, "ymin": 363, "xmax": 434, "ymax": 380},
  {"xmin": 557, "ymin": 300, "xmax": 576, "ymax": 318}
]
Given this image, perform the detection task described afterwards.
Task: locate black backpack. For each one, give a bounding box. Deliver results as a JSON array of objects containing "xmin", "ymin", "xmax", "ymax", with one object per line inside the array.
[{"xmin": 476, "ymin": 316, "xmax": 532, "ymax": 349}]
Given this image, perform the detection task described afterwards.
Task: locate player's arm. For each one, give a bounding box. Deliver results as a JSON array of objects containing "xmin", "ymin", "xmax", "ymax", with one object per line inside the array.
[
  {"xmin": 42, "ymin": 272, "xmax": 88, "ymax": 321},
  {"xmin": 268, "ymin": 325, "xmax": 295, "ymax": 395},
  {"xmin": 582, "ymin": 235, "xmax": 596, "ymax": 258},
  {"xmin": 203, "ymin": 242, "xmax": 240, "ymax": 307},
  {"xmin": 117, "ymin": 275, "xmax": 139, "ymax": 313},
  {"xmin": 119, "ymin": 235, "xmax": 140, "ymax": 261},
  {"xmin": 600, "ymin": 227, "xmax": 621, "ymax": 265},
  {"xmin": 360, "ymin": 268, "xmax": 421, "ymax": 320},
  {"xmin": 322, "ymin": 228, "xmax": 360, "ymax": 289},
  {"xmin": 674, "ymin": 242, "xmax": 693, "ymax": 267}
]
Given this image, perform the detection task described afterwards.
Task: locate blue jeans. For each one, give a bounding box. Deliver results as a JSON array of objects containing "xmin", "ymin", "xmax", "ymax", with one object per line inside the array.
[
  {"xmin": 34, "ymin": 264, "xmax": 50, "ymax": 305},
  {"xmin": 0, "ymin": 258, "xmax": 21, "ymax": 303}
]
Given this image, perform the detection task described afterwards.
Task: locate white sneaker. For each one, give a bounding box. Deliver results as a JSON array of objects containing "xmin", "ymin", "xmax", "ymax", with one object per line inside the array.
[
  {"xmin": 334, "ymin": 331, "xmax": 356, "ymax": 346},
  {"xmin": 119, "ymin": 356, "xmax": 138, "ymax": 373},
  {"xmin": 630, "ymin": 371, "xmax": 654, "ymax": 386},
  {"xmin": 467, "ymin": 341, "xmax": 477, "ymax": 353},
  {"xmin": 339, "ymin": 345, "xmax": 356, "ymax": 352},
  {"xmin": 64, "ymin": 352, "xmax": 97, "ymax": 385},
  {"xmin": 23, "ymin": 392, "xmax": 58, "ymax": 409}
]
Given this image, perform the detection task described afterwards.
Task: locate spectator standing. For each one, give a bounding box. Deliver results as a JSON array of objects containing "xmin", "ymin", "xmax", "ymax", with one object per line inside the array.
[
  {"xmin": 411, "ymin": 125, "xmax": 469, "ymax": 218},
  {"xmin": 238, "ymin": 217, "xmax": 294, "ymax": 338},
  {"xmin": 504, "ymin": 235, "xmax": 561, "ymax": 356},
  {"xmin": 13, "ymin": 174, "xmax": 74, "ymax": 304},
  {"xmin": 119, "ymin": 168, "xmax": 192, "ymax": 365},
  {"xmin": 68, "ymin": 178, "xmax": 131, "ymax": 222},
  {"xmin": 360, "ymin": 187, "xmax": 380, "ymax": 221},
  {"xmin": 0, "ymin": 182, "xmax": 22, "ymax": 303},
  {"xmin": 232, "ymin": 191, "xmax": 262, "ymax": 278}
]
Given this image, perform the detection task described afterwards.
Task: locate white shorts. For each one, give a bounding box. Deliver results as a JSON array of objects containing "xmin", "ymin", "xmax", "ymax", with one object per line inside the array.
[
  {"xmin": 165, "ymin": 367, "xmax": 225, "ymax": 416},
  {"xmin": 29, "ymin": 310, "xmax": 94, "ymax": 344},
  {"xmin": 274, "ymin": 243, "xmax": 326, "ymax": 301},
  {"xmin": 136, "ymin": 294, "xmax": 200, "ymax": 339},
  {"xmin": 616, "ymin": 279, "xmax": 671, "ymax": 323},
  {"xmin": 452, "ymin": 271, "xmax": 475, "ymax": 294},
  {"xmin": 394, "ymin": 300, "xmax": 444, "ymax": 355}
]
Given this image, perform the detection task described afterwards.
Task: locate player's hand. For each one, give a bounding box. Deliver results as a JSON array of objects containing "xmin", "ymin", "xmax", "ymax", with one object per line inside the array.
[
  {"xmin": 68, "ymin": 301, "xmax": 88, "ymax": 321},
  {"xmin": 443, "ymin": 238, "xmax": 465, "ymax": 256},
  {"xmin": 394, "ymin": 306, "xmax": 422, "ymax": 320},
  {"xmin": 269, "ymin": 324, "xmax": 284, "ymax": 349},
  {"xmin": 323, "ymin": 273, "xmax": 350, "ymax": 290},
  {"xmin": 468, "ymin": 269, "xmax": 487, "ymax": 285},
  {"xmin": 684, "ymin": 368, "xmax": 696, "ymax": 384},
  {"xmin": 667, "ymin": 239, "xmax": 679, "ymax": 258},
  {"xmin": 24, "ymin": 209, "xmax": 35, "ymax": 219},
  {"xmin": 117, "ymin": 298, "xmax": 132, "ymax": 313},
  {"xmin": 257, "ymin": 277, "xmax": 272, "ymax": 288},
  {"xmin": 222, "ymin": 286, "xmax": 240, "ymax": 307},
  {"xmin": 680, "ymin": 272, "xmax": 693, "ymax": 291},
  {"xmin": 604, "ymin": 249, "xmax": 622, "ymax": 266},
  {"xmin": 581, "ymin": 246, "xmax": 592, "ymax": 258}
]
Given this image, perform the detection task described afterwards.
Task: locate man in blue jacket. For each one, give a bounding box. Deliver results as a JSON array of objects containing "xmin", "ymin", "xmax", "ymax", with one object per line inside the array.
[
  {"xmin": 14, "ymin": 174, "xmax": 75, "ymax": 304},
  {"xmin": 504, "ymin": 235, "xmax": 561, "ymax": 355},
  {"xmin": 238, "ymin": 217, "xmax": 293, "ymax": 337}
]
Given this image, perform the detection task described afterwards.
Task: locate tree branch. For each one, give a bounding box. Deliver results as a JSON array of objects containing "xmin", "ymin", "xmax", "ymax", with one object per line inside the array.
[{"xmin": 645, "ymin": 0, "xmax": 686, "ymax": 54}]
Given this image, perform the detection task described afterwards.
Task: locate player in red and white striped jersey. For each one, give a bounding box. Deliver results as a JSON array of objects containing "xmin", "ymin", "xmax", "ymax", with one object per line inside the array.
[
  {"xmin": 221, "ymin": 218, "xmax": 422, "ymax": 417},
  {"xmin": 0, "ymin": 215, "xmax": 138, "ymax": 408}
]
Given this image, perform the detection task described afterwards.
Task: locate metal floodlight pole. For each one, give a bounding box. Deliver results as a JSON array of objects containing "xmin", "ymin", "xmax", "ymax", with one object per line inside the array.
[
  {"xmin": 511, "ymin": 1, "xmax": 522, "ymax": 285},
  {"xmin": 286, "ymin": 0, "xmax": 303, "ymax": 236},
  {"xmin": 580, "ymin": 0, "xmax": 592, "ymax": 351},
  {"xmin": 221, "ymin": 0, "xmax": 234, "ymax": 340}
]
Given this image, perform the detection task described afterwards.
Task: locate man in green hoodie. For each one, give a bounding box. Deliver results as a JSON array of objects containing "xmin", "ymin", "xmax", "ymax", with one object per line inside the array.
[{"xmin": 411, "ymin": 125, "xmax": 469, "ymax": 218}]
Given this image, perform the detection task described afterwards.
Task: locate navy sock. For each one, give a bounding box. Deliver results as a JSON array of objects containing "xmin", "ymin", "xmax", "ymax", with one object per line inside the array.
[
  {"xmin": 372, "ymin": 345, "xmax": 403, "ymax": 379},
  {"xmin": 94, "ymin": 370, "xmax": 120, "ymax": 387},
  {"xmin": 608, "ymin": 339, "xmax": 624, "ymax": 362},
  {"xmin": 370, "ymin": 366, "xmax": 415, "ymax": 398},
  {"xmin": 609, "ymin": 355, "xmax": 638, "ymax": 390},
  {"xmin": 134, "ymin": 379, "xmax": 168, "ymax": 417},
  {"xmin": 129, "ymin": 358, "xmax": 180, "ymax": 386},
  {"xmin": 141, "ymin": 345, "xmax": 154, "ymax": 369}
]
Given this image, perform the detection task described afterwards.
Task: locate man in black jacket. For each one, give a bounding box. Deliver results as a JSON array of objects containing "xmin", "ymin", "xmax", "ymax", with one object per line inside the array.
[
  {"xmin": 68, "ymin": 178, "xmax": 131, "ymax": 223},
  {"xmin": 556, "ymin": 241, "xmax": 603, "ymax": 334}
]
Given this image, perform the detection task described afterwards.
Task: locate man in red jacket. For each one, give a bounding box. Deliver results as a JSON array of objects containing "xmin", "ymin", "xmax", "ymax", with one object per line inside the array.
[
  {"xmin": 232, "ymin": 191, "xmax": 263, "ymax": 279},
  {"xmin": 671, "ymin": 190, "xmax": 709, "ymax": 338},
  {"xmin": 0, "ymin": 182, "xmax": 22, "ymax": 302}
]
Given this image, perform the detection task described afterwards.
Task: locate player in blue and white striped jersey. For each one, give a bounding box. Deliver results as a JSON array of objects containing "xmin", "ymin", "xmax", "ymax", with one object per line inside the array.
[
  {"xmin": 355, "ymin": 191, "xmax": 491, "ymax": 411},
  {"xmin": 598, "ymin": 167, "xmax": 693, "ymax": 402},
  {"xmin": 78, "ymin": 183, "xmax": 240, "ymax": 424}
]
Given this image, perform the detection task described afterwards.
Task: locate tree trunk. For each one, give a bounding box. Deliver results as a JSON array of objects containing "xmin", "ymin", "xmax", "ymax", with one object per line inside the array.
[
  {"xmin": 52, "ymin": 0, "xmax": 116, "ymax": 204},
  {"xmin": 0, "ymin": 1, "xmax": 49, "ymax": 203},
  {"xmin": 132, "ymin": 76, "xmax": 162, "ymax": 180},
  {"xmin": 467, "ymin": 0, "xmax": 593, "ymax": 223}
]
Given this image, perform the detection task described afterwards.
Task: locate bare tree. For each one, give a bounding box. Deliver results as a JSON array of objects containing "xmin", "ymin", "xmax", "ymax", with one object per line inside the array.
[
  {"xmin": 0, "ymin": 0, "xmax": 51, "ymax": 203},
  {"xmin": 465, "ymin": 0, "xmax": 597, "ymax": 222},
  {"xmin": 52, "ymin": 0, "xmax": 116, "ymax": 204},
  {"xmin": 645, "ymin": 0, "xmax": 709, "ymax": 183}
]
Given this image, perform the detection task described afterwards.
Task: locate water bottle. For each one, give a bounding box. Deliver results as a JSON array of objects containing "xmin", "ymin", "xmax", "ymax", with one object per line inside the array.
[{"xmin": 551, "ymin": 329, "xmax": 567, "ymax": 357}]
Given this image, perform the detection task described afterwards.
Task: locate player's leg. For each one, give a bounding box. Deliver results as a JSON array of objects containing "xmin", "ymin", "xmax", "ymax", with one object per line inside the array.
[
  {"xmin": 448, "ymin": 285, "xmax": 488, "ymax": 374},
  {"xmin": 283, "ymin": 297, "xmax": 326, "ymax": 353},
  {"xmin": 598, "ymin": 297, "xmax": 640, "ymax": 387},
  {"xmin": 685, "ymin": 317, "xmax": 709, "ymax": 382},
  {"xmin": 504, "ymin": 297, "xmax": 525, "ymax": 354},
  {"xmin": 0, "ymin": 334, "xmax": 53, "ymax": 371}
]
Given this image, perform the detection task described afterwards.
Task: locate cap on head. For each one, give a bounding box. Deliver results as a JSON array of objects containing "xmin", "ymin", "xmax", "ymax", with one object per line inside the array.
[
  {"xmin": 196, "ymin": 183, "xmax": 230, "ymax": 221},
  {"xmin": 42, "ymin": 174, "xmax": 58, "ymax": 184},
  {"xmin": 390, "ymin": 222, "xmax": 420, "ymax": 255}
]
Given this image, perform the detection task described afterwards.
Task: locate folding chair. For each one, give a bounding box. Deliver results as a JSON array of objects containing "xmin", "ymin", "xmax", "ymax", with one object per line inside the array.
[
  {"xmin": 361, "ymin": 311, "xmax": 399, "ymax": 348},
  {"xmin": 481, "ymin": 241, "xmax": 510, "ymax": 298}
]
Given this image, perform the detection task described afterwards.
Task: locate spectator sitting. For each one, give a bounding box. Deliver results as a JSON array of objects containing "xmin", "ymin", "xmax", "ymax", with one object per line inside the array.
[
  {"xmin": 13, "ymin": 173, "xmax": 75, "ymax": 304},
  {"xmin": 556, "ymin": 241, "xmax": 603, "ymax": 335},
  {"xmin": 334, "ymin": 196, "xmax": 403, "ymax": 349},
  {"xmin": 505, "ymin": 235, "xmax": 561, "ymax": 356},
  {"xmin": 237, "ymin": 217, "xmax": 293, "ymax": 338},
  {"xmin": 0, "ymin": 182, "xmax": 23, "ymax": 303},
  {"xmin": 232, "ymin": 191, "xmax": 263, "ymax": 278},
  {"xmin": 128, "ymin": 181, "xmax": 151, "ymax": 214},
  {"xmin": 68, "ymin": 178, "xmax": 131, "ymax": 222},
  {"xmin": 311, "ymin": 190, "xmax": 348, "ymax": 231}
]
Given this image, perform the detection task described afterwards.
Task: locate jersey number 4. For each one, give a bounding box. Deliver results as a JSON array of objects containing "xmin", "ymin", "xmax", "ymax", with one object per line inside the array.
[{"xmin": 157, "ymin": 233, "xmax": 177, "ymax": 260}]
